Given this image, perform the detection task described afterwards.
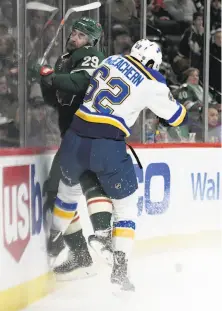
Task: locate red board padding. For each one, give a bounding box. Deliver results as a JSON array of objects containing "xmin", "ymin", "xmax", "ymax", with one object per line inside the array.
[
  {"xmin": 0, "ymin": 146, "xmax": 58, "ymax": 156},
  {"xmin": 129, "ymin": 142, "xmax": 221, "ymax": 149},
  {"xmin": 0, "ymin": 143, "xmax": 220, "ymax": 156}
]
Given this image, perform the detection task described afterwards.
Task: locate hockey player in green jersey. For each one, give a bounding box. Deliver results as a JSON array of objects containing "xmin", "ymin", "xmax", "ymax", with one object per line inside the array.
[{"xmin": 33, "ymin": 17, "xmax": 113, "ymax": 279}]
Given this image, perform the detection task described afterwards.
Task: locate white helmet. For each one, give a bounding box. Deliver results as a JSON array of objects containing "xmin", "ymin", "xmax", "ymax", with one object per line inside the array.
[{"xmin": 130, "ymin": 39, "xmax": 162, "ymax": 71}]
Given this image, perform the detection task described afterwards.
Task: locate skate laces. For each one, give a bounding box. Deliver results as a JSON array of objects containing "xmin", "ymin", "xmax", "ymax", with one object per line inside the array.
[
  {"xmin": 95, "ymin": 228, "xmax": 112, "ymax": 239},
  {"xmin": 59, "ymin": 251, "xmax": 75, "ymax": 268},
  {"xmin": 52, "ymin": 231, "xmax": 62, "ymax": 242}
]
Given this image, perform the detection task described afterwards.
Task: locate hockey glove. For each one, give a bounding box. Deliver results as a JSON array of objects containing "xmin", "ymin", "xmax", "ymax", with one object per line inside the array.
[{"xmin": 39, "ymin": 66, "xmax": 55, "ymax": 88}]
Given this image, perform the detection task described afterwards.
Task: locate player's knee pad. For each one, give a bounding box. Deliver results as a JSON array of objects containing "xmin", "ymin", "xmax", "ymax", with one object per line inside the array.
[{"xmin": 112, "ymin": 190, "xmax": 138, "ymax": 223}]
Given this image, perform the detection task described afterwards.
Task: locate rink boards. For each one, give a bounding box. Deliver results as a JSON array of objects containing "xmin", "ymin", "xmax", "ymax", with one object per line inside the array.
[{"xmin": 0, "ymin": 144, "xmax": 221, "ymax": 311}]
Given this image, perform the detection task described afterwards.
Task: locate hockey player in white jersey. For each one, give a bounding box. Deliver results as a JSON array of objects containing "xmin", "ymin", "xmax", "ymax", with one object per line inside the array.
[{"xmin": 49, "ymin": 39, "xmax": 187, "ymax": 291}]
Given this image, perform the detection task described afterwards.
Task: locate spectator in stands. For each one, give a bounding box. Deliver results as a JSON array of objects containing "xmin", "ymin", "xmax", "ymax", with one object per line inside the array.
[
  {"xmin": 210, "ymin": 0, "xmax": 221, "ymax": 30},
  {"xmin": 175, "ymin": 67, "xmax": 214, "ymax": 111},
  {"xmin": 193, "ymin": 0, "xmax": 204, "ymax": 12},
  {"xmin": 27, "ymin": 9, "xmax": 47, "ymax": 58},
  {"xmin": 0, "ymin": 0, "xmax": 16, "ymax": 37},
  {"xmin": 43, "ymin": 22, "xmax": 62, "ymax": 67},
  {"xmin": 112, "ymin": 26, "xmax": 133, "ymax": 54},
  {"xmin": 0, "ymin": 114, "xmax": 19, "ymax": 147},
  {"xmin": 209, "ymin": 28, "xmax": 221, "ymax": 95},
  {"xmin": 173, "ymin": 12, "xmax": 204, "ymax": 75},
  {"xmin": 164, "ymin": 0, "xmax": 196, "ymax": 32},
  {"xmin": 0, "ymin": 70, "xmax": 19, "ymax": 147},
  {"xmin": 189, "ymin": 105, "xmax": 221, "ymax": 142},
  {"xmin": 27, "ymin": 82, "xmax": 60, "ymax": 147},
  {"xmin": 0, "ymin": 71, "xmax": 17, "ymax": 121},
  {"xmin": 0, "ymin": 33, "xmax": 18, "ymax": 75},
  {"xmin": 0, "ymin": 21, "xmax": 8, "ymax": 35},
  {"xmin": 104, "ymin": 0, "xmax": 140, "ymax": 41},
  {"xmin": 109, "ymin": 0, "xmax": 137, "ymax": 23},
  {"xmin": 155, "ymin": 118, "xmax": 189, "ymax": 142},
  {"xmin": 151, "ymin": 0, "xmax": 171, "ymax": 19}
]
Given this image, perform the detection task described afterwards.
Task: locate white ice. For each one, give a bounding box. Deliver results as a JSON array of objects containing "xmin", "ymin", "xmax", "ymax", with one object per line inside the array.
[{"xmin": 23, "ymin": 246, "xmax": 222, "ymax": 311}]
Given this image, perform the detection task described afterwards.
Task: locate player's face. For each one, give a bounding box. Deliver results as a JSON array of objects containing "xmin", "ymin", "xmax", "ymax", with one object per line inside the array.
[{"xmin": 69, "ymin": 29, "xmax": 89, "ymax": 49}]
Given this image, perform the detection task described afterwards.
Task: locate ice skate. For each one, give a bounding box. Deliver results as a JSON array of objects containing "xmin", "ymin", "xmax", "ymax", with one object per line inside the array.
[
  {"xmin": 111, "ymin": 251, "xmax": 135, "ymax": 292},
  {"xmin": 47, "ymin": 229, "xmax": 65, "ymax": 258},
  {"xmin": 88, "ymin": 233, "xmax": 113, "ymax": 266},
  {"xmin": 53, "ymin": 248, "xmax": 96, "ymax": 281}
]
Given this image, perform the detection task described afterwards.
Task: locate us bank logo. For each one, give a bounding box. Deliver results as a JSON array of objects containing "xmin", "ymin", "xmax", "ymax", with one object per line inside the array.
[{"xmin": 2, "ymin": 165, "xmax": 44, "ymax": 262}]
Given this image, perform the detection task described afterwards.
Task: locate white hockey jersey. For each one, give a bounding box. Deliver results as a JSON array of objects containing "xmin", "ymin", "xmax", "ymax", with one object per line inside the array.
[{"xmin": 72, "ymin": 54, "xmax": 187, "ymax": 140}]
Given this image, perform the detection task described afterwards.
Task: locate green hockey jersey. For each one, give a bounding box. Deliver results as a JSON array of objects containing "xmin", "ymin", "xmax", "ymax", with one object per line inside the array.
[
  {"xmin": 176, "ymin": 83, "xmax": 213, "ymax": 110},
  {"xmin": 41, "ymin": 46, "xmax": 104, "ymax": 136}
]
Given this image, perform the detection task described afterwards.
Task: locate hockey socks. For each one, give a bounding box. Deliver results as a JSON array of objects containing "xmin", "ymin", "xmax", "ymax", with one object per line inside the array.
[{"xmin": 52, "ymin": 197, "xmax": 78, "ymax": 233}]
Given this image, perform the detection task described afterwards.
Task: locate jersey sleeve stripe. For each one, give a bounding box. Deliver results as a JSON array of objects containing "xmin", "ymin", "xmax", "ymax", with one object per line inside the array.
[
  {"xmin": 124, "ymin": 55, "xmax": 157, "ymax": 81},
  {"xmin": 167, "ymin": 104, "xmax": 187, "ymax": 126},
  {"xmin": 70, "ymin": 68, "xmax": 95, "ymax": 76}
]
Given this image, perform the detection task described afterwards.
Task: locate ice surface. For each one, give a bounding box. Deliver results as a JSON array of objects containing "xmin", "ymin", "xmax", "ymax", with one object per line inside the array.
[{"xmin": 23, "ymin": 246, "xmax": 222, "ymax": 311}]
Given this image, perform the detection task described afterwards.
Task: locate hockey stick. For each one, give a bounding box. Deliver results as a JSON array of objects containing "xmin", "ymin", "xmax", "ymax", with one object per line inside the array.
[
  {"xmin": 27, "ymin": 2, "xmax": 59, "ymax": 60},
  {"xmin": 26, "ymin": 1, "xmax": 59, "ymax": 12},
  {"xmin": 39, "ymin": 1, "xmax": 101, "ymax": 65}
]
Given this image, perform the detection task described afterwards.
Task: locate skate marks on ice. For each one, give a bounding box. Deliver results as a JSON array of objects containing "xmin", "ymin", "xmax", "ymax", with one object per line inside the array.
[{"xmin": 24, "ymin": 247, "xmax": 222, "ymax": 311}]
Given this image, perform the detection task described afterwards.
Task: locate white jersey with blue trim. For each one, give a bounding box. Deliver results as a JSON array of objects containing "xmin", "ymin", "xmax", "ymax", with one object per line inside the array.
[{"xmin": 74, "ymin": 54, "xmax": 186, "ymax": 139}]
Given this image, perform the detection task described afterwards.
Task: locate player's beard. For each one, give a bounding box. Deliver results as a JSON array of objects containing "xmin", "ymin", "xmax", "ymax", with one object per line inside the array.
[{"xmin": 66, "ymin": 39, "xmax": 78, "ymax": 52}]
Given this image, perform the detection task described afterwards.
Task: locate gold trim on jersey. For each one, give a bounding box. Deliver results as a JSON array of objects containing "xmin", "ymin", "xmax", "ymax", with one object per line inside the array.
[
  {"xmin": 75, "ymin": 108, "xmax": 131, "ymax": 137},
  {"xmin": 169, "ymin": 105, "xmax": 187, "ymax": 127},
  {"xmin": 124, "ymin": 55, "xmax": 157, "ymax": 81}
]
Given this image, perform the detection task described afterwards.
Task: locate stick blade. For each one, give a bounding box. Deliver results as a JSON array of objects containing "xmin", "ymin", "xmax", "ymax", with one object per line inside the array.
[
  {"xmin": 26, "ymin": 1, "xmax": 58, "ymax": 12},
  {"xmin": 72, "ymin": 2, "xmax": 101, "ymax": 13}
]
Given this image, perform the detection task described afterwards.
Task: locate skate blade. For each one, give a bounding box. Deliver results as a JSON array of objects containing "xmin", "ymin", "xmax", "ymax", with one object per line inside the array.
[
  {"xmin": 48, "ymin": 256, "xmax": 57, "ymax": 269},
  {"xmin": 89, "ymin": 240, "xmax": 113, "ymax": 266},
  {"xmin": 111, "ymin": 283, "xmax": 135, "ymax": 301},
  {"xmin": 55, "ymin": 265, "xmax": 97, "ymax": 282},
  {"xmin": 48, "ymin": 246, "xmax": 69, "ymax": 269}
]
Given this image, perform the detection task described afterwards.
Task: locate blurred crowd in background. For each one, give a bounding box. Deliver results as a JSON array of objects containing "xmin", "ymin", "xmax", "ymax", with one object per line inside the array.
[{"xmin": 0, "ymin": 0, "xmax": 221, "ymax": 147}]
